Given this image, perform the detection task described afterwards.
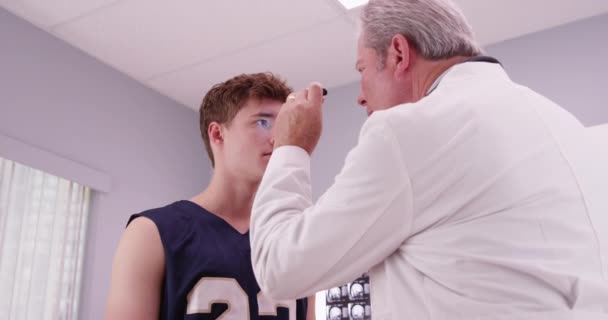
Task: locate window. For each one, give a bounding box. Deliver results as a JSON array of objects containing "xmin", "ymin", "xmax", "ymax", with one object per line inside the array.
[{"xmin": 0, "ymin": 157, "xmax": 90, "ymax": 319}]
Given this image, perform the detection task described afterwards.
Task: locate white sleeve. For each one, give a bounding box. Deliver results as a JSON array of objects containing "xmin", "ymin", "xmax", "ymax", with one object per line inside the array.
[{"xmin": 250, "ymin": 116, "xmax": 413, "ymax": 300}]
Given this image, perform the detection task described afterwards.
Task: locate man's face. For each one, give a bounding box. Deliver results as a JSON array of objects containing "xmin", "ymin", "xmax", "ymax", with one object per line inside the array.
[
  {"xmin": 219, "ymin": 98, "xmax": 282, "ymax": 182},
  {"xmin": 356, "ymin": 34, "xmax": 411, "ymax": 116}
]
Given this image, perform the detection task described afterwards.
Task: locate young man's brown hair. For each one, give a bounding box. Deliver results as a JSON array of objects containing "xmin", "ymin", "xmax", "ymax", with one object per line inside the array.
[{"xmin": 199, "ymin": 72, "xmax": 292, "ymax": 166}]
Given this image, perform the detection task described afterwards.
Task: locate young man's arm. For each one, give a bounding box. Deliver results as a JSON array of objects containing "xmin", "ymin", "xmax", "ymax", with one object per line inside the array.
[
  {"xmin": 306, "ymin": 294, "xmax": 316, "ymax": 320},
  {"xmin": 104, "ymin": 217, "xmax": 165, "ymax": 320}
]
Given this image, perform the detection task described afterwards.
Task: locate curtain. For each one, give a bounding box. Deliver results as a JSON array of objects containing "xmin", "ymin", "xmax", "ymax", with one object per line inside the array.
[{"xmin": 0, "ymin": 157, "xmax": 90, "ymax": 320}]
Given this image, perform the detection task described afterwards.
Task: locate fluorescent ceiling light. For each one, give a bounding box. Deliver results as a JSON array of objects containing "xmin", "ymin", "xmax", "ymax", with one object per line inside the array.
[{"xmin": 336, "ymin": 0, "xmax": 368, "ymax": 10}]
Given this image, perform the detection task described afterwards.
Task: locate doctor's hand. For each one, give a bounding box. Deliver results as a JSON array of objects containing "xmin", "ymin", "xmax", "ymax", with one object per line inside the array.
[{"xmin": 272, "ymin": 82, "xmax": 324, "ymax": 155}]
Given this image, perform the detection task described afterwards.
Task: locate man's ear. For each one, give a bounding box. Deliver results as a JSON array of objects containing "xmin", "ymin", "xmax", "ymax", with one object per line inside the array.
[
  {"xmin": 208, "ymin": 122, "xmax": 224, "ymax": 147},
  {"xmin": 387, "ymin": 34, "xmax": 412, "ymax": 77}
]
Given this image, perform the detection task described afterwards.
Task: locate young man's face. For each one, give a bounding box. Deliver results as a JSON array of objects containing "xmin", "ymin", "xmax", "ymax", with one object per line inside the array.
[{"xmin": 219, "ymin": 98, "xmax": 283, "ymax": 182}]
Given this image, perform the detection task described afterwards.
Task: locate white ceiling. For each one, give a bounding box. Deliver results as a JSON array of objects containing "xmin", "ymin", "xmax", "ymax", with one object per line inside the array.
[{"xmin": 2, "ymin": 0, "xmax": 608, "ymax": 111}]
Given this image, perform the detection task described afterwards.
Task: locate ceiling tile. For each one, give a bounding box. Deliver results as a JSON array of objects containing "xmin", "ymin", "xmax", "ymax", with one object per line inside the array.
[
  {"xmin": 147, "ymin": 17, "xmax": 359, "ymax": 110},
  {"xmin": 0, "ymin": 0, "xmax": 118, "ymax": 28},
  {"xmin": 52, "ymin": 0, "xmax": 344, "ymax": 80}
]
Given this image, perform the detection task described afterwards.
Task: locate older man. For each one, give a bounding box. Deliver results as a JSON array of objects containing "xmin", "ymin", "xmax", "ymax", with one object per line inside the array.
[{"xmin": 251, "ymin": 0, "xmax": 608, "ymax": 319}]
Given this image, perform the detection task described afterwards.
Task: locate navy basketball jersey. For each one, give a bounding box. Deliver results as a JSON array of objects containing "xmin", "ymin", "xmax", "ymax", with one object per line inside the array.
[{"xmin": 128, "ymin": 200, "xmax": 308, "ymax": 320}]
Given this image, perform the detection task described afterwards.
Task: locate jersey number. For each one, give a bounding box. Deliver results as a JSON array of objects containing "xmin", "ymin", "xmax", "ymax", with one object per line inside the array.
[{"xmin": 186, "ymin": 277, "xmax": 296, "ymax": 319}]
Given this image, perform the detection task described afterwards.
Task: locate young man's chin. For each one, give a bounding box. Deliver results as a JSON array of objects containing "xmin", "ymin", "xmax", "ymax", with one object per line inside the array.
[{"xmin": 247, "ymin": 167, "xmax": 266, "ymax": 183}]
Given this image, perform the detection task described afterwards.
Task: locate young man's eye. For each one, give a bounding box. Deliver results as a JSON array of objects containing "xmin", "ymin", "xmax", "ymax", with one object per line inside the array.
[{"xmin": 256, "ymin": 119, "xmax": 271, "ymax": 129}]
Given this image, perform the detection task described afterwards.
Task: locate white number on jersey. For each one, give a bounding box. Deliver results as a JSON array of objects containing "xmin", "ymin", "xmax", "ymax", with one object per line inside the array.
[{"xmin": 186, "ymin": 277, "xmax": 296, "ymax": 319}]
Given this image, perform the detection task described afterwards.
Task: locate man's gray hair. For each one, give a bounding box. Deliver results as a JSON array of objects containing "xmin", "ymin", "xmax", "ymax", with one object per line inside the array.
[{"xmin": 360, "ymin": 0, "xmax": 482, "ymax": 66}]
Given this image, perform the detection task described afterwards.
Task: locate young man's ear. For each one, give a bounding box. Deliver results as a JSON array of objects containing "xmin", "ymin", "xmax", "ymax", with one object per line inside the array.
[
  {"xmin": 387, "ymin": 34, "xmax": 412, "ymax": 77},
  {"xmin": 208, "ymin": 122, "xmax": 224, "ymax": 147}
]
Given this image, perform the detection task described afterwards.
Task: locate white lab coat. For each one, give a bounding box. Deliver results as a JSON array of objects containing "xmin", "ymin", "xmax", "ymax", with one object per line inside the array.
[{"xmin": 251, "ymin": 61, "xmax": 608, "ymax": 319}]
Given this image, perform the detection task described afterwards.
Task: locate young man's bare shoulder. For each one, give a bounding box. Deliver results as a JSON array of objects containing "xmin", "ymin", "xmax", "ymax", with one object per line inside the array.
[{"xmin": 105, "ymin": 215, "xmax": 165, "ymax": 319}]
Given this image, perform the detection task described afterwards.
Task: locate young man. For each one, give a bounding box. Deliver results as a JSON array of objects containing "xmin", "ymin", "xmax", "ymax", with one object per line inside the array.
[{"xmin": 105, "ymin": 73, "xmax": 314, "ymax": 319}]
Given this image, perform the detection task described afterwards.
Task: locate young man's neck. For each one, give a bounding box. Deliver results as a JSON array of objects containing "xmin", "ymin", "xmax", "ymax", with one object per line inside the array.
[{"xmin": 190, "ymin": 170, "xmax": 259, "ymax": 230}]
